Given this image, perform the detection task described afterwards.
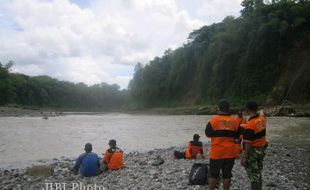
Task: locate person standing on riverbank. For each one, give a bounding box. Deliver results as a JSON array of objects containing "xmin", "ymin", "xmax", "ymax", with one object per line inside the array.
[
  {"xmin": 205, "ymin": 100, "xmax": 239, "ymax": 190},
  {"xmin": 241, "ymin": 101, "xmax": 267, "ymax": 190},
  {"xmin": 70, "ymin": 143, "xmax": 101, "ymax": 177}
]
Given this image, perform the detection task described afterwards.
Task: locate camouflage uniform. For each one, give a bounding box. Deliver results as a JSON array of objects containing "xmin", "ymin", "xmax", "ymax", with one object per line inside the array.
[{"xmin": 245, "ymin": 147, "xmax": 266, "ymax": 189}]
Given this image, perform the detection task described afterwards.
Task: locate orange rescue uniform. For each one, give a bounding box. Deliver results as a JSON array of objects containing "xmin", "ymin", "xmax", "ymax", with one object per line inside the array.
[
  {"xmin": 206, "ymin": 115, "xmax": 239, "ymax": 159},
  {"xmin": 236, "ymin": 116, "xmax": 247, "ymax": 126},
  {"xmin": 243, "ymin": 114, "xmax": 267, "ymax": 147},
  {"xmin": 102, "ymin": 148, "xmax": 124, "ymax": 170},
  {"xmin": 185, "ymin": 141, "xmax": 205, "ymax": 159}
]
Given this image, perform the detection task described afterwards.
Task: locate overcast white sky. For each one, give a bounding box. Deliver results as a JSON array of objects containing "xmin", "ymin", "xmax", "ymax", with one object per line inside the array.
[{"xmin": 0, "ymin": 0, "xmax": 243, "ymax": 89}]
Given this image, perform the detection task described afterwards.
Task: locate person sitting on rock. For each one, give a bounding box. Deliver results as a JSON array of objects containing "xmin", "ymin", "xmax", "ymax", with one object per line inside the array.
[
  {"xmin": 70, "ymin": 143, "xmax": 102, "ymax": 177},
  {"xmin": 185, "ymin": 134, "xmax": 205, "ymax": 159},
  {"xmin": 174, "ymin": 134, "xmax": 205, "ymax": 159},
  {"xmin": 101, "ymin": 139, "xmax": 124, "ymax": 170}
]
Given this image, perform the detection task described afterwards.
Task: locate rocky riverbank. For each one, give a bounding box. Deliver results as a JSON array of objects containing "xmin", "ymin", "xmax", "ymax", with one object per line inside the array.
[
  {"xmin": 0, "ymin": 106, "xmax": 109, "ymax": 118},
  {"xmin": 0, "ymin": 106, "xmax": 63, "ymax": 118},
  {"xmin": 1, "ymin": 103, "xmax": 309, "ymax": 117},
  {"xmin": 0, "ymin": 143, "xmax": 309, "ymax": 190}
]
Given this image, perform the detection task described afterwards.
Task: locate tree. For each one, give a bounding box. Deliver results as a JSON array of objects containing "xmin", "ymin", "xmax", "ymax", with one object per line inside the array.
[
  {"xmin": 0, "ymin": 61, "xmax": 16, "ymax": 105},
  {"xmin": 129, "ymin": 0, "xmax": 310, "ymax": 107}
]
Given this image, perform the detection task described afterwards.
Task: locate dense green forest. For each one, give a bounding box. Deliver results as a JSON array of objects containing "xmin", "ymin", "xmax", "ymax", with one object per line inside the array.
[
  {"xmin": 129, "ymin": 0, "xmax": 310, "ymax": 108},
  {"xmin": 1, "ymin": 0, "xmax": 310, "ymax": 111},
  {"xmin": 0, "ymin": 61, "xmax": 128, "ymax": 110}
]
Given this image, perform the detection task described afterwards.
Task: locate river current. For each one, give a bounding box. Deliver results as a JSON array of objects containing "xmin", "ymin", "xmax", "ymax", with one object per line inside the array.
[{"xmin": 0, "ymin": 114, "xmax": 309, "ymax": 165}]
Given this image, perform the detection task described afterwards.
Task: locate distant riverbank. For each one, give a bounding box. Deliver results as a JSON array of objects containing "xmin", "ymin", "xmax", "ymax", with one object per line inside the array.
[
  {"xmin": 0, "ymin": 143, "xmax": 309, "ymax": 190},
  {"xmin": 137, "ymin": 104, "xmax": 310, "ymax": 117},
  {"xmin": 0, "ymin": 106, "xmax": 109, "ymax": 118},
  {"xmin": 1, "ymin": 103, "xmax": 310, "ymax": 117}
]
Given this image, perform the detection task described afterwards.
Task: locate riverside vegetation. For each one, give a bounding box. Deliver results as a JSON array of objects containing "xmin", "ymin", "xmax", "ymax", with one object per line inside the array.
[
  {"xmin": 0, "ymin": 0, "xmax": 310, "ymax": 112},
  {"xmin": 128, "ymin": 0, "xmax": 310, "ymax": 108}
]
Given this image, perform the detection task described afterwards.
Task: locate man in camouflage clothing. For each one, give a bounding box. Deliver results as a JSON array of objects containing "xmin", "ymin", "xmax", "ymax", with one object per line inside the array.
[
  {"xmin": 244, "ymin": 147, "xmax": 266, "ymax": 185},
  {"xmin": 241, "ymin": 101, "xmax": 267, "ymax": 190}
]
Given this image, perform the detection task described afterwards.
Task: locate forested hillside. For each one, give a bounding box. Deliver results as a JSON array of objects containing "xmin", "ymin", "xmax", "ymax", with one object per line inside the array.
[
  {"xmin": 1, "ymin": 0, "xmax": 309, "ymax": 111},
  {"xmin": 129, "ymin": 0, "xmax": 310, "ymax": 108},
  {"xmin": 0, "ymin": 62, "xmax": 127, "ymax": 110}
]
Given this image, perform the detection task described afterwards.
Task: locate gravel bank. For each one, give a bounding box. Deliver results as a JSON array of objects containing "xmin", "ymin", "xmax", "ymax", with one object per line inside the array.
[
  {"xmin": 0, "ymin": 143, "xmax": 309, "ymax": 190},
  {"xmin": 0, "ymin": 106, "xmax": 62, "ymax": 117}
]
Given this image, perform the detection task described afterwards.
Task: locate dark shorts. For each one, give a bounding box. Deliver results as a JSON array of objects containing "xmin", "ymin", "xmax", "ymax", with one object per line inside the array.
[{"xmin": 209, "ymin": 158, "xmax": 235, "ymax": 179}]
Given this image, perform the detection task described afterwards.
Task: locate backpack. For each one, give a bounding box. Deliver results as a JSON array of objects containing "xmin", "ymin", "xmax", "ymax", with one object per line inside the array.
[
  {"xmin": 174, "ymin": 151, "xmax": 186, "ymax": 159},
  {"xmin": 189, "ymin": 163, "xmax": 209, "ymax": 185}
]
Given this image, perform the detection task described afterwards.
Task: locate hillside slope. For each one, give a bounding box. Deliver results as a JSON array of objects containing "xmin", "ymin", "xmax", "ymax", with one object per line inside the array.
[{"xmin": 129, "ymin": 0, "xmax": 310, "ymax": 108}]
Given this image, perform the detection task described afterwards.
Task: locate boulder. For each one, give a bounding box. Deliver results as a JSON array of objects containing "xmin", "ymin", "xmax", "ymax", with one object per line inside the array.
[
  {"xmin": 152, "ymin": 156, "xmax": 164, "ymax": 166},
  {"xmin": 25, "ymin": 165, "xmax": 54, "ymax": 177}
]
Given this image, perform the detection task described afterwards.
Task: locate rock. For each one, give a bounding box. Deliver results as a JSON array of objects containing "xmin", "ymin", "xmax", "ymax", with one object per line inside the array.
[
  {"xmin": 152, "ymin": 156, "xmax": 164, "ymax": 166},
  {"xmin": 64, "ymin": 158, "xmax": 72, "ymax": 162},
  {"xmin": 266, "ymin": 182, "xmax": 277, "ymax": 187},
  {"xmin": 139, "ymin": 161, "xmax": 147, "ymax": 165},
  {"xmin": 25, "ymin": 165, "xmax": 54, "ymax": 177}
]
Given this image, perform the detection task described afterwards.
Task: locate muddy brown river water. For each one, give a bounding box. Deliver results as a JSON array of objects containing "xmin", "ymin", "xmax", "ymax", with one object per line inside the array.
[{"xmin": 0, "ymin": 114, "xmax": 309, "ymax": 166}]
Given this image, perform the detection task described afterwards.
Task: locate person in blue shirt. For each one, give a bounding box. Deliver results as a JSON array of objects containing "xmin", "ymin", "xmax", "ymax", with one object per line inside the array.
[{"xmin": 70, "ymin": 143, "xmax": 101, "ymax": 177}]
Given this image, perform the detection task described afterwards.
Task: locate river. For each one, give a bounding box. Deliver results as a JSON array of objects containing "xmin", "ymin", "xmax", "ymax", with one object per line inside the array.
[{"xmin": 0, "ymin": 114, "xmax": 309, "ymax": 166}]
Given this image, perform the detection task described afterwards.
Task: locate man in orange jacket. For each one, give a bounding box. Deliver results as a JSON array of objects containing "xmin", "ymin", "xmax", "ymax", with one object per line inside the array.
[
  {"xmin": 185, "ymin": 134, "xmax": 205, "ymax": 159},
  {"xmin": 101, "ymin": 139, "xmax": 124, "ymax": 170},
  {"xmin": 205, "ymin": 100, "xmax": 240, "ymax": 190},
  {"xmin": 241, "ymin": 101, "xmax": 267, "ymax": 190}
]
